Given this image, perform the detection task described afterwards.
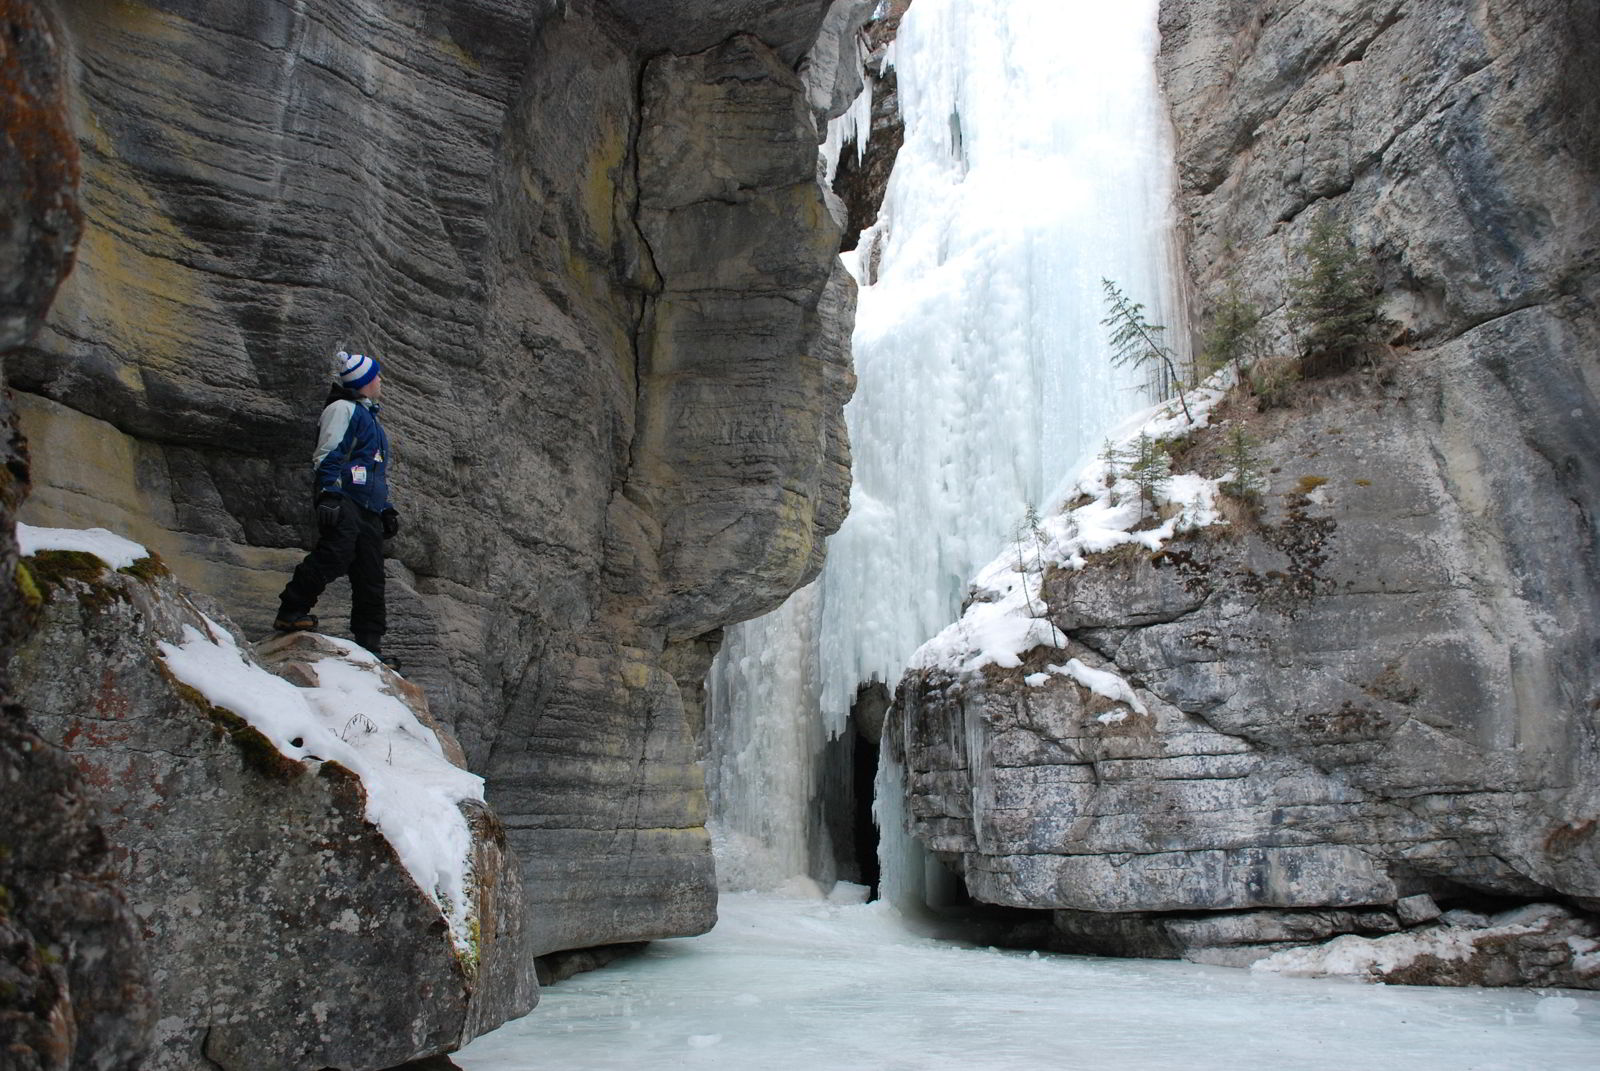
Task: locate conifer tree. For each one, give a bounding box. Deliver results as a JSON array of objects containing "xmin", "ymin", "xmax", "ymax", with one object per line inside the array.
[
  {"xmin": 1012, "ymin": 504, "xmax": 1046, "ymax": 616},
  {"xmin": 1288, "ymin": 213, "xmax": 1386, "ymax": 376},
  {"xmin": 1127, "ymin": 434, "xmax": 1171, "ymax": 519},
  {"xmin": 1098, "ymin": 438, "xmax": 1126, "ymax": 491},
  {"xmin": 1218, "ymin": 425, "xmax": 1265, "ymax": 502},
  {"xmin": 1200, "ymin": 280, "xmax": 1264, "ymax": 385},
  {"xmin": 1101, "ymin": 278, "xmax": 1193, "ymax": 423}
]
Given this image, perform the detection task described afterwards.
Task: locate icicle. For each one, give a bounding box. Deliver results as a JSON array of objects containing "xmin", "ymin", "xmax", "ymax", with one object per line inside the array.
[{"xmin": 821, "ymin": 66, "xmax": 875, "ymax": 185}]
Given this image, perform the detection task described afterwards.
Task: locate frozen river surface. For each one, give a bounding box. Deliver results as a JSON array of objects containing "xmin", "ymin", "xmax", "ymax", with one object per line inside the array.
[{"xmin": 456, "ymin": 894, "xmax": 1600, "ymax": 1071}]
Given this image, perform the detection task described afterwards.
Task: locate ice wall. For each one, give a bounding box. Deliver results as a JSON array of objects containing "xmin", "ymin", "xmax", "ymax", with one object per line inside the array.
[{"xmin": 707, "ymin": 0, "xmax": 1183, "ymax": 891}]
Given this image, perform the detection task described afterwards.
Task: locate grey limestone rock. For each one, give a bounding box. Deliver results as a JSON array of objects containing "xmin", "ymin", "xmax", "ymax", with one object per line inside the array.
[
  {"xmin": 892, "ymin": 375, "xmax": 1600, "ymax": 982},
  {"xmin": 1396, "ymin": 893, "xmax": 1442, "ymax": 926},
  {"xmin": 605, "ymin": 0, "xmax": 833, "ymax": 66},
  {"xmin": 888, "ymin": 0, "xmax": 1599, "ymax": 984},
  {"xmin": 1255, "ymin": 903, "xmax": 1600, "ymax": 988},
  {"xmin": 798, "ymin": 0, "xmax": 875, "ymax": 128},
  {"xmin": 1156, "ymin": 0, "xmax": 1600, "ymax": 350},
  {"xmin": 10, "ymin": 559, "xmax": 535, "ymax": 1070}
]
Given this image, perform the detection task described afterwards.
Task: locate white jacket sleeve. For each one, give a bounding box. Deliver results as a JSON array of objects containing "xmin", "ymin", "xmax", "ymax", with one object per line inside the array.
[{"xmin": 312, "ymin": 400, "xmax": 356, "ymax": 468}]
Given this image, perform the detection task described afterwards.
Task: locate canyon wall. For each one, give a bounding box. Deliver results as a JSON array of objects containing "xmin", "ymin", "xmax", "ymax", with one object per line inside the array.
[
  {"xmin": 11, "ymin": 561, "xmax": 536, "ymax": 1070},
  {"xmin": 890, "ymin": 0, "xmax": 1600, "ymax": 981},
  {"xmin": 7, "ymin": 0, "xmax": 860, "ymax": 962},
  {"xmin": 3, "ymin": 0, "xmax": 866, "ymax": 1065}
]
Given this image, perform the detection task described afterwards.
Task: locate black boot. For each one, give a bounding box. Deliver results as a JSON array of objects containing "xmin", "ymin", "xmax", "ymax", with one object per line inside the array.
[{"xmin": 273, "ymin": 611, "xmax": 318, "ymax": 632}]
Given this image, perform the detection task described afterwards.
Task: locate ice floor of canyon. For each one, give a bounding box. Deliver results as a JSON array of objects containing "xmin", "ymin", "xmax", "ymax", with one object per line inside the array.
[{"xmin": 455, "ymin": 894, "xmax": 1600, "ymax": 1070}]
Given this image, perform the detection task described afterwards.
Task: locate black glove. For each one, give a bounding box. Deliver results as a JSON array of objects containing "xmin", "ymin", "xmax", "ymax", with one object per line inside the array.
[
  {"xmin": 381, "ymin": 507, "xmax": 400, "ymax": 539},
  {"xmin": 315, "ymin": 492, "xmax": 343, "ymax": 533}
]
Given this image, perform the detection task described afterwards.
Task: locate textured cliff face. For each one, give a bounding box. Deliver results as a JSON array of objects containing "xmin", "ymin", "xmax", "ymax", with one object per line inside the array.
[
  {"xmin": 9, "ymin": 0, "xmax": 857, "ymax": 956},
  {"xmin": 889, "ymin": 0, "xmax": 1600, "ymax": 981}
]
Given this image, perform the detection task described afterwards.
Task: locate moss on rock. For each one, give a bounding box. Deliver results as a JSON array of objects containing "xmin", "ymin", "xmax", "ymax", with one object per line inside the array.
[
  {"xmin": 170, "ymin": 679, "xmax": 304, "ymax": 781},
  {"xmin": 118, "ymin": 554, "xmax": 170, "ymax": 582},
  {"xmin": 25, "ymin": 549, "xmax": 108, "ymax": 590}
]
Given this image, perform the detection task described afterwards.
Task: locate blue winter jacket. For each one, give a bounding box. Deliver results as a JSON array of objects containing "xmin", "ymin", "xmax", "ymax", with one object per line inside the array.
[{"xmin": 312, "ymin": 388, "xmax": 391, "ymax": 513}]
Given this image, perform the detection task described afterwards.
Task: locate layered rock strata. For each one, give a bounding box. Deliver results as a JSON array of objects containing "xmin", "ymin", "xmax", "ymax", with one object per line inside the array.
[
  {"xmin": 11, "ymin": 558, "xmax": 535, "ymax": 1070},
  {"xmin": 10, "ymin": 0, "xmax": 858, "ymax": 956},
  {"xmin": 889, "ymin": 0, "xmax": 1600, "ymax": 982}
]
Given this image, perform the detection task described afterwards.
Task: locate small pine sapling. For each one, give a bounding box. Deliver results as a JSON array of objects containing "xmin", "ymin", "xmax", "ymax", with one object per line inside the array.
[
  {"xmin": 1288, "ymin": 212, "xmax": 1387, "ymax": 377},
  {"xmin": 1200, "ymin": 280, "xmax": 1264, "ymax": 386},
  {"xmin": 1218, "ymin": 425, "xmax": 1266, "ymax": 503},
  {"xmin": 1101, "ymin": 278, "xmax": 1194, "ymax": 423},
  {"xmin": 1127, "ymin": 433, "xmax": 1172, "ymax": 520},
  {"xmin": 1098, "ymin": 438, "xmax": 1127, "ymax": 497},
  {"xmin": 1012, "ymin": 504, "xmax": 1048, "ymax": 616}
]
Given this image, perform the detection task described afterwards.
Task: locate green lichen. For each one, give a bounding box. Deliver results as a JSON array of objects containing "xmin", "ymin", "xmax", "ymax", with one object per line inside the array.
[
  {"xmin": 457, "ymin": 911, "xmax": 483, "ymax": 979},
  {"xmin": 25, "ymin": 550, "xmax": 125, "ymax": 615},
  {"xmin": 15, "ymin": 561, "xmax": 41, "ymax": 612}
]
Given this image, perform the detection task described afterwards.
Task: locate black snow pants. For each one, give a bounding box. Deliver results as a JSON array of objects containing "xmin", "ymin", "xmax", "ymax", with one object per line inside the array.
[{"xmin": 277, "ymin": 497, "xmax": 386, "ymax": 654}]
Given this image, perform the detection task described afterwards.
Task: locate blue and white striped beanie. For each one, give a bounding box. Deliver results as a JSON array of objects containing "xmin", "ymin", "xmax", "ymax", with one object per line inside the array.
[{"xmin": 336, "ymin": 350, "xmax": 381, "ymax": 390}]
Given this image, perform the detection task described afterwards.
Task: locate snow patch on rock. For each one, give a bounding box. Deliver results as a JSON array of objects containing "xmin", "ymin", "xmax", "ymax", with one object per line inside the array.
[
  {"xmin": 158, "ymin": 618, "xmax": 484, "ymax": 952},
  {"xmin": 18, "ymin": 522, "xmax": 151, "ymax": 570},
  {"xmin": 911, "ymin": 378, "xmax": 1232, "ymax": 676}
]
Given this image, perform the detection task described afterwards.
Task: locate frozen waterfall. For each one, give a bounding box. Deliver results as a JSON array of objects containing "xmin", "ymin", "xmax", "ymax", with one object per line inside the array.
[{"xmin": 706, "ymin": 0, "xmax": 1186, "ymax": 893}]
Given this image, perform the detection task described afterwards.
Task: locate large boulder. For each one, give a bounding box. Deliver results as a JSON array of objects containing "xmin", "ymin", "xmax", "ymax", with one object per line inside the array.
[
  {"xmin": 892, "ymin": 368, "xmax": 1597, "ymax": 942},
  {"xmin": 892, "ymin": 361, "xmax": 1600, "ymax": 984},
  {"xmin": 10, "ymin": 549, "xmax": 535, "ymax": 1069}
]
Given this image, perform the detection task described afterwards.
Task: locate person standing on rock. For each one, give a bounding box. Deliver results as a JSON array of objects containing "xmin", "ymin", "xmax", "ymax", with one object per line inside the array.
[{"xmin": 273, "ymin": 350, "xmax": 401, "ymax": 669}]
